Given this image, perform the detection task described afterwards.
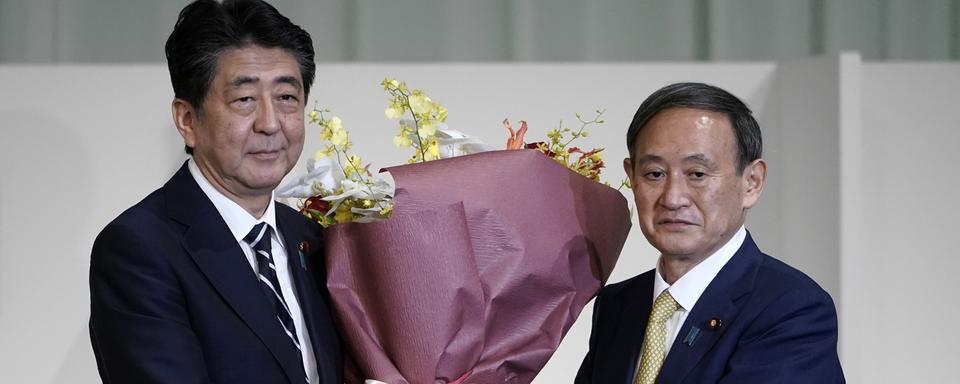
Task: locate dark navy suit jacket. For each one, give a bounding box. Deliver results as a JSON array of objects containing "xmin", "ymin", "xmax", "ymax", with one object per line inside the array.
[
  {"xmin": 575, "ymin": 232, "xmax": 844, "ymax": 383},
  {"xmin": 89, "ymin": 163, "xmax": 343, "ymax": 383}
]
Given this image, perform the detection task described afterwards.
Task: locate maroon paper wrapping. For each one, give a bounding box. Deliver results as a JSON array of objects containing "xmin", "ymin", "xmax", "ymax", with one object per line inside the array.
[{"xmin": 324, "ymin": 149, "xmax": 631, "ymax": 384}]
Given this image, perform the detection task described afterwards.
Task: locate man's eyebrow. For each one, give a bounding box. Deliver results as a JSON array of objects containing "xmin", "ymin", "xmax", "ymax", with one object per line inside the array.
[
  {"xmin": 634, "ymin": 154, "xmax": 664, "ymax": 164},
  {"xmin": 684, "ymin": 153, "xmax": 716, "ymax": 167},
  {"xmin": 229, "ymin": 75, "xmax": 302, "ymax": 91},
  {"xmin": 274, "ymin": 75, "xmax": 302, "ymax": 90},
  {"xmin": 633, "ymin": 153, "xmax": 717, "ymax": 166},
  {"xmin": 230, "ymin": 76, "xmax": 258, "ymax": 88}
]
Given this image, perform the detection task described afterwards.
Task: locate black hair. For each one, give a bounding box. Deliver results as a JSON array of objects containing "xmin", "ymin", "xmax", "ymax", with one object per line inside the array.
[
  {"xmin": 165, "ymin": 0, "xmax": 315, "ymax": 154},
  {"xmin": 626, "ymin": 82, "xmax": 762, "ymax": 173}
]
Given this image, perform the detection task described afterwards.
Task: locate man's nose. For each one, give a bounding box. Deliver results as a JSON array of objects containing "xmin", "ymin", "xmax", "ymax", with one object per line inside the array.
[
  {"xmin": 254, "ymin": 98, "xmax": 281, "ymax": 134},
  {"xmin": 659, "ymin": 174, "xmax": 691, "ymax": 210}
]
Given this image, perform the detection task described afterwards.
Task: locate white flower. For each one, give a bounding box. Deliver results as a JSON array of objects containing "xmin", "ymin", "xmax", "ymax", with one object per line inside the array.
[
  {"xmin": 435, "ymin": 127, "xmax": 494, "ymax": 158},
  {"xmin": 351, "ymin": 206, "xmax": 390, "ymax": 222},
  {"xmin": 322, "ymin": 178, "xmax": 394, "ymax": 214},
  {"xmin": 399, "ymin": 119, "xmax": 493, "ymax": 158},
  {"xmin": 277, "ymin": 156, "xmax": 344, "ymax": 198}
]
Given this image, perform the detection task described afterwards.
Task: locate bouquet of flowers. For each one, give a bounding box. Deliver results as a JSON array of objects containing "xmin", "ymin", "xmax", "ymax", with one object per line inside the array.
[{"xmin": 279, "ymin": 79, "xmax": 631, "ymax": 384}]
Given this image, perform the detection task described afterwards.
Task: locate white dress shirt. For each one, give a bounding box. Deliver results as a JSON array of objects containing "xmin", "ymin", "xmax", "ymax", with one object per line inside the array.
[
  {"xmin": 189, "ymin": 160, "xmax": 319, "ymax": 384},
  {"xmin": 636, "ymin": 225, "xmax": 746, "ymax": 374}
]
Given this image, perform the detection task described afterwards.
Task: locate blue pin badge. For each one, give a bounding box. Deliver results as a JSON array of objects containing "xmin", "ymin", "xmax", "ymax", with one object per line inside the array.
[
  {"xmin": 297, "ymin": 241, "xmax": 309, "ymax": 270},
  {"xmin": 683, "ymin": 326, "xmax": 701, "ymax": 346}
]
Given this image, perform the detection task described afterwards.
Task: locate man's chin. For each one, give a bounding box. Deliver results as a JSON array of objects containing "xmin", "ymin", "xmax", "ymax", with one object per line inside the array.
[
  {"xmin": 650, "ymin": 234, "xmax": 703, "ymax": 257},
  {"xmin": 240, "ymin": 171, "xmax": 287, "ymax": 193},
  {"xmin": 246, "ymin": 161, "xmax": 293, "ymax": 183}
]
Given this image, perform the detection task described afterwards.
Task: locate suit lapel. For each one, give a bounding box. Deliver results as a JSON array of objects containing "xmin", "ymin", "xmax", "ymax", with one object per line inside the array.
[
  {"xmin": 656, "ymin": 233, "xmax": 763, "ymax": 384},
  {"xmin": 605, "ymin": 271, "xmax": 655, "ymax": 384},
  {"xmin": 657, "ymin": 288, "xmax": 740, "ymax": 383},
  {"xmin": 165, "ymin": 163, "xmax": 306, "ymax": 383},
  {"xmin": 276, "ymin": 208, "xmax": 339, "ymax": 384}
]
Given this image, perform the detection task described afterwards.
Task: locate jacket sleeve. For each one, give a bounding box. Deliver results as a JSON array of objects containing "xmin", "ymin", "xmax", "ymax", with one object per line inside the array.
[
  {"xmin": 719, "ymin": 286, "xmax": 845, "ymax": 383},
  {"xmin": 89, "ymin": 215, "xmax": 211, "ymax": 384}
]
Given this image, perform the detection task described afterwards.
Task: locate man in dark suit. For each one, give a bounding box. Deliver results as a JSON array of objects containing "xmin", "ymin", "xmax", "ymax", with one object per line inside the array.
[
  {"xmin": 576, "ymin": 83, "xmax": 844, "ymax": 383},
  {"xmin": 89, "ymin": 1, "xmax": 342, "ymax": 382}
]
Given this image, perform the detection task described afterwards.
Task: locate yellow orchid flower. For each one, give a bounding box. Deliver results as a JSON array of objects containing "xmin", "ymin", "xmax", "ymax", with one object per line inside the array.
[
  {"xmin": 329, "ymin": 128, "xmax": 348, "ymax": 147},
  {"xmin": 333, "ymin": 204, "xmax": 355, "ymax": 223},
  {"xmin": 547, "ymin": 129, "xmax": 562, "ymax": 143},
  {"xmin": 436, "ymin": 105, "xmax": 448, "ymax": 122},
  {"xmin": 381, "ymin": 78, "xmax": 400, "ymax": 91},
  {"xmin": 385, "ymin": 103, "xmax": 405, "ymax": 119},
  {"xmin": 344, "ymin": 155, "xmax": 364, "ymax": 176},
  {"xmin": 393, "ymin": 133, "xmax": 413, "ymax": 148},
  {"xmin": 426, "ymin": 140, "xmax": 440, "ymax": 159},
  {"xmin": 326, "ymin": 116, "xmax": 343, "ymax": 132},
  {"xmin": 314, "ymin": 145, "xmax": 335, "ymax": 160},
  {"xmin": 408, "ymin": 91, "xmax": 431, "ymax": 115},
  {"xmin": 417, "ymin": 121, "xmax": 437, "ymax": 137}
]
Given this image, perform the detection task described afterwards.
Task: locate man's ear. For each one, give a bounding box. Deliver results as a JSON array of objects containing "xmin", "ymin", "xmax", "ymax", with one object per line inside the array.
[
  {"xmin": 172, "ymin": 98, "xmax": 198, "ymax": 151},
  {"xmin": 623, "ymin": 157, "xmax": 634, "ymax": 180},
  {"xmin": 742, "ymin": 158, "xmax": 767, "ymax": 209}
]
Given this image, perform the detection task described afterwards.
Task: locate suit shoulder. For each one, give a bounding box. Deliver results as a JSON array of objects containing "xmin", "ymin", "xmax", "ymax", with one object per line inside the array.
[
  {"xmin": 757, "ymin": 255, "xmax": 827, "ymax": 291},
  {"xmin": 598, "ymin": 269, "xmax": 654, "ymax": 299},
  {"xmin": 98, "ymin": 189, "xmax": 169, "ymax": 234},
  {"xmin": 92, "ymin": 188, "xmax": 180, "ymax": 259},
  {"xmin": 752, "ymin": 254, "xmax": 836, "ymax": 309}
]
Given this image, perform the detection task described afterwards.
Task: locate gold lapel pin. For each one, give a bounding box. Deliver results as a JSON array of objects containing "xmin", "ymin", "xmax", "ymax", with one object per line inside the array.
[{"xmin": 708, "ymin": 317, "xmax": 723, "ymax": 330}]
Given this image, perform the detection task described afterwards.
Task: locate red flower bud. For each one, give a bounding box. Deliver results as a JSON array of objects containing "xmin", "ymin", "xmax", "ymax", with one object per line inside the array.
[{"xmin": 302, "ymin": 196, "xmax": 331, "ymax": 215}]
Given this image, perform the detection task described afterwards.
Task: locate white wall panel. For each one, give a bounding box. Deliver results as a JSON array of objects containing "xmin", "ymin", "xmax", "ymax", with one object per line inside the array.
[
  {"xmin": 854, "ymin": 62, "xmax": 960, "ymax": 383},
  {"xmin": 0, "ymin": 65, "xmax": 181, "ymax": 382}
]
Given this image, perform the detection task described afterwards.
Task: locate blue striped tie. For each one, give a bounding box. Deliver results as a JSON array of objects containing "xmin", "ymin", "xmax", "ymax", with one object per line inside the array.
[{"xmin": 244, "ymin": 222, "xmax": 309, "ymax": 383}]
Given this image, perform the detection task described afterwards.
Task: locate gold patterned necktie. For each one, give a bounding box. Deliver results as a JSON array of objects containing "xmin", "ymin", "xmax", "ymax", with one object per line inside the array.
[{"xmin": 634, "ymin": 290, "xmax": 681, "ymax": 384}]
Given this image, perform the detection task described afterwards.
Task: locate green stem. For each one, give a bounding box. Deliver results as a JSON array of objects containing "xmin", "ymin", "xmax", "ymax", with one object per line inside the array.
[
  {"xmin": 561, "ymin": 110, "xmax": 605, "ymax": 149},
  {"xmin": 319, "ymin": 110, "xmax": 352, "ymax": 180},
  {"xmin": 399, "ymin": 91, "xmax": 427, "ymax": 162}
]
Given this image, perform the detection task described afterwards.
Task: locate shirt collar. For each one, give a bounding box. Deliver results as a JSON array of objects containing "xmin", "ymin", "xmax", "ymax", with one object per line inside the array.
[
  {"xmin": 653, "ymin": 225, "xmax": 746, "ymax": 312},
  {"xmin": 188, "ymin": 159, "xmax": 280, "ymax": 247}
]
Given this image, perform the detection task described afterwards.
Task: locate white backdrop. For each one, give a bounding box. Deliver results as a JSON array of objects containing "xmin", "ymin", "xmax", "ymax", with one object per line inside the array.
[{"xmin": 1, "ymin": 56, "xmax": 958, "ymax": 383}]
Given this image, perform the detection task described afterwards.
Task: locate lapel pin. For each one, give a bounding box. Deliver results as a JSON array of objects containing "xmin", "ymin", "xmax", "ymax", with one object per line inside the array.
[
  {"xmin": 298, "ymin": 241, "xmax": 309, "ymax": 270},
  {"xmin": 708, "ymin": 317, "xmax": 723, "ymax": 331},
  {"xmin": 683, "ymin": 326, "xmax": 701, "ymax": 346}
]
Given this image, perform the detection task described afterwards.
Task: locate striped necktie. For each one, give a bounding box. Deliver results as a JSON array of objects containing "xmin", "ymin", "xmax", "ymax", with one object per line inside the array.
[
  {"xmin": 244, "ymin": 222, "xmax": 309, "ymax": 383},
  {"xmin": 634, "ymin": 290, "xmax": 680, "ymax": 384}
]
